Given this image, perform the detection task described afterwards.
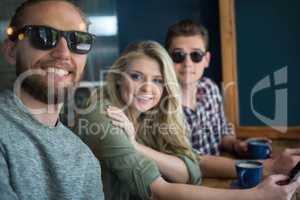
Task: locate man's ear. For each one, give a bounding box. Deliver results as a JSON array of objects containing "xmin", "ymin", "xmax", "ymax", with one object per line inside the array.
[
  {"xmin": 2, "ymin": 39, "xmax": 17, "ymax": 65},
  {"xmin": 204, "ymin": 51, "xmax": 211, "ymax": 69}
]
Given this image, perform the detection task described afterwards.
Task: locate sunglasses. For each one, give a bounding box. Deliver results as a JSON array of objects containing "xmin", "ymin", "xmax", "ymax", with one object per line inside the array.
[
  {"xmin": 9, "ymin": 25, "xmax": 95, "ymax": 54},
  {"xmin": 171, "ymin": 50, "xmax": 206, "ymax": 63}
]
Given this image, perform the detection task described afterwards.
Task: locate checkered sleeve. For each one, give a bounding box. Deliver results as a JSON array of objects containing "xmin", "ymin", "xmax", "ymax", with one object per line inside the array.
[{"xmin": 210, "ymin": 81, "xmax": 234, "ymax": 137}]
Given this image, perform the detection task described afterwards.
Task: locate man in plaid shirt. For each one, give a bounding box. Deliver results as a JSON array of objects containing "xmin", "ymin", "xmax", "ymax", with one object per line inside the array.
[
  {"xmin": 183, "ymin": 77, "xmax": 234, "ymax": 155},
  {"xmin": 165, "ymin": 19, "xmax": 266, "ymax": 157},
  {"xmin": 164, "ymin": 18, "xmax": 300, "ymax": 181}
]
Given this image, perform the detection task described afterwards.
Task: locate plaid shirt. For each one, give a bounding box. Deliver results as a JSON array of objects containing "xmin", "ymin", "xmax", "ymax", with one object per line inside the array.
[{"xmin": 183, "ymin": 77, "xmax": 234, "ymax": 155}]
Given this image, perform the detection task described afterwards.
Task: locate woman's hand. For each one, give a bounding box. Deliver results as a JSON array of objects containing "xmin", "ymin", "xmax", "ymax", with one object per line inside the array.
[
  {"xmin": 253, "ymin": 174, "xmax": 300, "ymax": 200},
  {"xmin": 106, "ymin": 106, "xmax": 137, "ymax": 145},
  {"xmin": 268, "ymin": 148, "xmax": 300, "ymax": 175}
]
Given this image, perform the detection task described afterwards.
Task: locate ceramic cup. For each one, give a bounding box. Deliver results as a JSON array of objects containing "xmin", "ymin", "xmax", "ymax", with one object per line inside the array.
[
  {"xmin": 247, "ymin": 139, "xmax": 271, "ymax": 159},
  {"xmin": 235, "ymin": 160, "xmax": 263, "ymax": 188}
]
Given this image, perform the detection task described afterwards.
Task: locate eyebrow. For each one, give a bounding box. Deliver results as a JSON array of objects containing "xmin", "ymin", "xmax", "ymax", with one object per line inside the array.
[
  {"xmin": 127, "ymin": 70, "xmax": 163, "ymax": 79},
  {"xmin": 192, "ymin": 48, "xmax": 205, "ymax": 52},
  {"xmin": 173, "ymin": 48, "xmax": 204, "ymax": 51},
  {"xmin": 153, "ymin": 75, "xmax": 163, "ymax": 79}
]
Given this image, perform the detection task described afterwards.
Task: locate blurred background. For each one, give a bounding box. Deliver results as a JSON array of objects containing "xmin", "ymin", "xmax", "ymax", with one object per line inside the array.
[
  {"xmin": 0, "ymin": 0, "xmax": 221, "ymax": 87},
  {"xmin": 0, "ymin": 0, "xmax": 299, "ymax": 135}
]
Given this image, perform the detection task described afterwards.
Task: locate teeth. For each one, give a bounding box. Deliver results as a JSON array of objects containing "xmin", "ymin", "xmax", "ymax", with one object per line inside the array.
[
  {"xmin": 136, "ymin": 95, "xmax": 153, "ymax": 100},
  {"xmin": 46, "ymin": 68, "xmax": 69, "ymax": 76}
]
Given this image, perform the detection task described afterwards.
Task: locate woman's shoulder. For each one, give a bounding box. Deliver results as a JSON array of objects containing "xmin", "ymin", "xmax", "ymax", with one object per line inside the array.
[
  {"xmin": 79, "ymin": 94, "xmax": 112, "ymax": 121},
  {"xmin": 74, "ymin": 94, "xmax": 113, "ymax": 137},
  {"xmin": 75, "ymin": 97, "xmax": 135, "ymax": 158}
]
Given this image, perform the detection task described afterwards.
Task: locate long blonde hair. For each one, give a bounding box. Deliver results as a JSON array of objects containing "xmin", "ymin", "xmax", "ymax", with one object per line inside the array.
[{"xmin": 96, "ymin": 40, "xmax": 196, "ymax": 161}]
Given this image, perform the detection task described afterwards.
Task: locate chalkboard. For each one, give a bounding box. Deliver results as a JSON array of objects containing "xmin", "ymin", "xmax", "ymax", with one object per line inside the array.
[
  {"xmin": 219, "ymin": 0, "xmax": 299, "ymax": 138},
  {"xmin": 235, "ymin": 0, "xmax": 300, "ymax": 128}
]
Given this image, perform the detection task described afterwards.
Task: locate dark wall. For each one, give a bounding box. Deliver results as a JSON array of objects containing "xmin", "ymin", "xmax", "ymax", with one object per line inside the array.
[
  {"xmin": 235, "ymin": 0, "xmax": 300, "ymax": 126},
  {"xmin": 116, "ymin": 0, "xmax": 222, "ymax": 84}
]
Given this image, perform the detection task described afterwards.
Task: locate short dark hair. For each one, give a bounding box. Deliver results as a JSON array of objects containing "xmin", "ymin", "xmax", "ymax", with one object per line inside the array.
[
  {"xmin": 7, "ymin": 0, "xmax": 89, "ymax": 38},
  {"xmin": 165, "ymin": 19, "xmax": 209, "ymax": 51}
]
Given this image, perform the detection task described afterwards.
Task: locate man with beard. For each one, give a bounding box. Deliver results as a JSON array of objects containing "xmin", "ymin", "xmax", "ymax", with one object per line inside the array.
[{"xmin": 0, "ymin": 0, "xmax": 104, "ymax": 199}]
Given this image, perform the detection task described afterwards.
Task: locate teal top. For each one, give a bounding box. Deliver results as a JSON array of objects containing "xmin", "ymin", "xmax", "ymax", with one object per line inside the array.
[
  {"xmin": 74, "ymin": 99, "xmax": 202, "ymax": 200},
  {"xmin": 0, "ymin": 90, "xmax": 104, "ymax": 200}
]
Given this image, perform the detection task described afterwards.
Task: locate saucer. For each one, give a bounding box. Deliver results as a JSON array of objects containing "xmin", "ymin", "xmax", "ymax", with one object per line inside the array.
[
  {"xmin": 231, "ymin": 180, "xmax": 259, "ymax": 189},
  {"xmin": 230, "ymin": 180, "xmax": 242, "ymax": 189}
]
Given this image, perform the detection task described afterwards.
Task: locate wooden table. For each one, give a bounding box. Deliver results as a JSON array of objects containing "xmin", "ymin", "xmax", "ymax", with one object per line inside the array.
[{"xmin": 201, "ymin": 139, "xmax": 300, "ymax": 199}]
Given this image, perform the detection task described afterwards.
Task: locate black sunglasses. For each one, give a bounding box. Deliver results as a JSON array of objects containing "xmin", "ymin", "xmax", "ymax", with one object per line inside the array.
[
  {"xmin": 9, "ymin": 25, "xmax": 95, "ymax": 54},
  {"xmin": 171, "ymin": 50, "xmax": 206, "ymax": 63}
]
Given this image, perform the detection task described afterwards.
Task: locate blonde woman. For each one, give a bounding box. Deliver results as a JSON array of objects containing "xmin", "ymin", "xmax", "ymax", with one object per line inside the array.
[{"xmin": 74, "ymin": 40, "xmax": 299, "ymax": 200}]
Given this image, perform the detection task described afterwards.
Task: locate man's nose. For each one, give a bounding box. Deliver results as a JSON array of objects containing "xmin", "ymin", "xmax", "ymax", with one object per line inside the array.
[
  {"xmin": 50, "ymin": 37, "xmax": 71, "ymax": 59},
  {"xmin": 183, "ymin": 54, "xmax": 193, "ymax": 67}
]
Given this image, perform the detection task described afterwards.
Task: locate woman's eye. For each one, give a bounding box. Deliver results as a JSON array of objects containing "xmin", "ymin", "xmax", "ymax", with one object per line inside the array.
[
  {"xmin": 129, "ymin": 73, "xmax": 143, "ymax": 81},
  {"xmin": 153, "ymin": 78, "xmax": 163, "ymax": 85}
]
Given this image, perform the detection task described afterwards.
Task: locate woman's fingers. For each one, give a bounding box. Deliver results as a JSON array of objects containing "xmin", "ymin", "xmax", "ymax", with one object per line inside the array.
[
  {"xmin": 288, "ymin": 175, "xmax": 300, "ymax": 189},
  {"xmin": 111, "ymin": 120, "xmax": 125, "ymax": 129},
  {"xmin": 267, "ymin": 174, "xmax": 290, "ymax": 184},
  {"xmin": 110, "ymin": 117, "xmax": 132, "ymax": 129},
  {"xmin": 111, "ymin": 120, "xmax": 135, "ymax": 140},
  {"xmin": 106, "ymin": 107, "xmax": 128, "ymax": 122},
  {"xmin": 107, "ymin": 111, "xmax": 125, "ymax": 122},
  {"xmin": 285, "ymin": 148, "xmax": 300, "ymax": 155},
  {"xmin": 106, "ymin": 106, "xmax": 136, "ymax": 142},
  {"xmin": 107, "ymin": 106, "xmax": 124, "ymax": 113}
]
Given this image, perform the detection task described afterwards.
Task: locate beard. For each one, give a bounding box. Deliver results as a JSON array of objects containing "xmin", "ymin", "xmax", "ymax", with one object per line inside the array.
[{"xmin": 15, "ymin": 56, "xmax": 82, "ymax": 105}]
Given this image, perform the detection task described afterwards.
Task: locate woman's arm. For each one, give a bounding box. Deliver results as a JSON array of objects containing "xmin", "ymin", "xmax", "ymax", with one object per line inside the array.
[
  {"xmin": 151, "ymin": 175, "xmax": 300, "ymax": 200},
  {"xmin": 134, "ymin": 142, "xmax": 190, "ymax": 183},
  {"xmin": 107, "ymin": 106, "xmax": 199, "ymax": 184},
  {"xmin": 199, "ymin": 155, "xmax": 237, "ymax": 178},
  {"xmin": 151, "ymin": 176, "xmax": 257, "ymax": 200},
  {"xmin": 74, "ymin": 102, "xmax": 161, "ymax": 199}
]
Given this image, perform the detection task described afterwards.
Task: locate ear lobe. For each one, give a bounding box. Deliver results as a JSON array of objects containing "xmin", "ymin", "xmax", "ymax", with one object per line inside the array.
[
  {"xmin": 204, "ymin": 51, "xmax": 211, "ymax": 68},
  {"xmin": 2, "ymin": 39, "xmax": 17, "ymax": 65}
]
